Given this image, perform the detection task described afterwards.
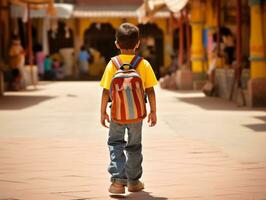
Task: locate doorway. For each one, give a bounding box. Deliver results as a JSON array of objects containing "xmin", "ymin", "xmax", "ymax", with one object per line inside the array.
[
  {"xmin": 48, "ymin": 21, "xmax": 74, "ymax": 54},
  {"xmin": 84, "ymin": 23, "xmax": 118, "ymax": 63},
  {"xmin": 137, "ymin": 23, "xmax": 163, "ymax": 79}
]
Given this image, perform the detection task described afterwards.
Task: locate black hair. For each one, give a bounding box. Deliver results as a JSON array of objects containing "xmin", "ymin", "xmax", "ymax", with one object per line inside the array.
[{"xmin": 116, "ymin": 23, "xmax": 139, "ymax": 50}]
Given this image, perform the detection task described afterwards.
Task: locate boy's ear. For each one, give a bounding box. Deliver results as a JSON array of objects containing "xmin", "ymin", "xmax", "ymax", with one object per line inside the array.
[
  {"xmin": 115, "ymin": 41, "xmax": 120, "ymax": 49},
  {"xmin": 134, "ymin": 40, "xmax": 140, "ymax": 50}
]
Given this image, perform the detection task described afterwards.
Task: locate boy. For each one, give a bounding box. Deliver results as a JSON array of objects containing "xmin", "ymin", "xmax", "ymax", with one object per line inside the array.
[{"xmin": 100, "ymin": 23, "xmax": 157, "ymax": 194}]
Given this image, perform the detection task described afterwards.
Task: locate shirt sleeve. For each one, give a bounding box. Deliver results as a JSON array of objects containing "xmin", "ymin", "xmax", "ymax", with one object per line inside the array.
[
  {"xmin": 144, "ymin": 60, "xmax": 158, "ymax": 89},
  {"xmin": 99, "ymin": 60, "xmax": 115, "ymax": 90}
]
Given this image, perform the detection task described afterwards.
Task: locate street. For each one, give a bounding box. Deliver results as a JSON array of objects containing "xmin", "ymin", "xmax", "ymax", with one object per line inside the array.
[{"xmin": 0, "ymin": 81, "xmax": 266, "ymax": 200}]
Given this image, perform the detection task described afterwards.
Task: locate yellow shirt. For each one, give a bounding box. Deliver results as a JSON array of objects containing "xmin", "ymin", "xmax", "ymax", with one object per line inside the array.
[{"xmin": 100, "ymin": 54, "xmax": 158, "ymax": 90}]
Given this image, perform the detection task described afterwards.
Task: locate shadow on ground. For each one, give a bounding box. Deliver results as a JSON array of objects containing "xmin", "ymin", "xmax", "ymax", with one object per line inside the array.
[
  {"xmin": 255, "ymin": 116, "xmax": 266, "ymax": 122},
  {"xmin": 110, "ymin": 191, "xmax": 167, "ymax": 200},
  {"xmin": 243, "ymin": 116, "xmax": 266, "ymax": 132},
  {"xmin": 243, "ymin": 124, "xmax": 266, "ymax": 132},
  {"xmin": 0, "ymin": 95, "xmax": 55, "ymax": 110},
  {"xmin": 177, "ymin": 96, "xmax": 263, "ymax": 111}
]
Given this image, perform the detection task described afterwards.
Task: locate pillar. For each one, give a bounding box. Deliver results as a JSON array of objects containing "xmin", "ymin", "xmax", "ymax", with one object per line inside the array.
[
  {"xmin": 190, "ymin": 0, "xmax": 205, "ymax": 73},
  {"xmin": 264, "ymin": 2, "xmax": 266, "ymax": 57},
  {"xmin": 73, "ymin": 18, "xmax": 81, "ymax": 78},
  {"xmin": 178, "ymin": 11, "xmax": 184, "ymax": 67},
  {"xmin": 0, "ymin": 0, "xmax": 10, "ymax": 61},
  {"xmin": 0, "ymin": 71, "xmax": 4, "ymax": 96},
  {"xmin": 185, "ymin": 6, "xmax": 191, "ymax": 68},
  {"xmin": 164, "ymin": 26, "xmax": 172, "ymax": 69},
  {"xmin": 248, "ymin": 0, "xmax": 266, "ymax": 106},
  {"xmin": 249, "ymin": 0, "xmax": 266, "ymax": 79}
]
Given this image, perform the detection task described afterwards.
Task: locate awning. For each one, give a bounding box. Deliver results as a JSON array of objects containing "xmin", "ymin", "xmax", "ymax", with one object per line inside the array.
[
  {"xmin": 10, "ymin": 0, "xmax": 56, "ymax": 15},
  {"xmin": 73, "ymin": 5, "xmax": 170, "ymax": 18},
  {"xmin": 137, "ymin": 0, "xmax": 189, "ymax": 23},
  {"xmin": 164, "ymin": 0, "xmax": 189, "ymax": 13},
  {"xmin": 10, "ymin": 0, "xmax": 53, "ymax": 7},
  {"xmin": 11, "ymin": 3, "xmax": 73, "ymax": 18}
]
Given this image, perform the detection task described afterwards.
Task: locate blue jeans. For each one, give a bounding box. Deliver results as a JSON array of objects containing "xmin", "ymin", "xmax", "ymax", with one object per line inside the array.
[{"xmin": 108, "ymin": 121, "xmax": 143, "ymax": 185}]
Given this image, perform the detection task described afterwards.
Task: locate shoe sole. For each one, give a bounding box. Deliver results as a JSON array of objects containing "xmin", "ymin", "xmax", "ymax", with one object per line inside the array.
[
  {"xmin": 128, "ymin": 185, "xmax": 144, "ymax": 192},
  {"xmin": 108, "ymin": 187, "xmax": 125, "ymax": 194}
]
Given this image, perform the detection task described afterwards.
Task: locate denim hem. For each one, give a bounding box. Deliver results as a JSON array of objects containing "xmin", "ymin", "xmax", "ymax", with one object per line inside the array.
[
  {"xmin": 110, "ymin": 178, "xmax": 127, "ymax": 186},
  {"xmin": 128, "ymin": 179, "xmax": 140, "ymax": 185}
]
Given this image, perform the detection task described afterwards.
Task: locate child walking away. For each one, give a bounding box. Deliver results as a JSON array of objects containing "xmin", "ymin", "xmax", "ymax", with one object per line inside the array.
[{"xmin": 100, "ymin": 23, "xmax": 158, "ymax": 194}]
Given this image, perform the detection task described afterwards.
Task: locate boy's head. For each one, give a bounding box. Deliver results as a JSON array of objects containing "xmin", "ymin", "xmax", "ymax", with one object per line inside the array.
[{"xmin": 115, "ymin": 23, "xmax": 140, "ymax": 50}]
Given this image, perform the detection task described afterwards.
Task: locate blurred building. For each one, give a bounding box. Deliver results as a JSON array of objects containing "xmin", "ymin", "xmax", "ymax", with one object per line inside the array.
[
  {"xmin": 1, "ymin": 0, "xmax": 266, "ymax": 106},
  {"xmin": 187, "ymin": 0, "xmax": 266, "ymax": 107},
  {"xmin": 143, "ymin": 0, "xmax": 266, "ymax": 107},
  {"xmin": 72, "ymin": 0, "xmax": 172, "ymax": 78},
  {"xmin": 6, "ymin": 0, "xmax": 171, "ymax": 79}
]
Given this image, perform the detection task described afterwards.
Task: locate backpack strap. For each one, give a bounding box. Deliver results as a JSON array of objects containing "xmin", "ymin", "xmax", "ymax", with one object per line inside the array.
[
  {"xmin": 111, "ymin": 56, "xmax": 123, "ymax": 70},
  {"xmin": 130, "ymin": 55, "xmax": 143, "ymax": 69}
]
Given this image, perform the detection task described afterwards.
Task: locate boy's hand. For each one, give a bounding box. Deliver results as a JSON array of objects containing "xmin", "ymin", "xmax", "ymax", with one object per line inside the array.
[
  {"xmin": 147, "ymin": 112, "xmax": 157, "ymax": 127},
  {"xmin": 101, "ymin": 112, "xmax": 110, "ymax": 128}
]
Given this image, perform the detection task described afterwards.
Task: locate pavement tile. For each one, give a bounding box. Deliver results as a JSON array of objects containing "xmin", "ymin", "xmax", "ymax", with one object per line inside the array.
[{"xmin": 0, "ymin": 82, "xmax": 266, "ymax": 199}]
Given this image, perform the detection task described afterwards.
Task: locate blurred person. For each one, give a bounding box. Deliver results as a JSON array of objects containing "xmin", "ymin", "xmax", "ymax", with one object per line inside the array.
[
  {"xmin": 52, "ymin": 57, "xmax": 61, "ymax": 69},
  {"xmin": 52, "ymin": 57, "xmax": 63, "ymax": 80},
  {"xmin": 44, "ymin": 55, "xmax": 56, "ymax": 80},
  {"xmin": 100, "ymin": 23, "xmax": 157, "ymax": 194},
  {"xmin": 159, "ymin": 53, "xmax": 179, "ymax": 90},
  {"xmin": 207, "ymin": 44, "xmax": 217, "ymax": 83},
  {"xmin": 167, "ymin": 53, "xmax": 179, "ymax": 75},
  {"xmin": 8, "ymin": 36, "xmax": 26, "ymax": 90},
  {"xmin": 222, "ymin": 32, "xmax": 235, "ymax": 65},
  {"xmin": 35, "ymin": 45, "xmax": 46, "ymax": 78},
  {"xmin": 88, "ymin": 47, "xmax": 106, "ymax": 78},
  {"xmin": 78, "ymin": 46, "xmax": 90, "ymax": 77},
  {"xmin": 146, "ymin": 45, "xmax": 158, "ymax": 77},
  {"xmin": 203, "ymin": 44, "xmax": 217, "ymax": 96}
]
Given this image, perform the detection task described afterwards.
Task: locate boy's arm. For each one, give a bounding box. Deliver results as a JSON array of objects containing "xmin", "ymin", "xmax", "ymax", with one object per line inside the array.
[
  {"xmin": 146, "ymin": 87, "xmax": 157, "ymax": 127},
  {"xmin": 100, "ymin": 88, "xmax": 110, "ymax": 128}
]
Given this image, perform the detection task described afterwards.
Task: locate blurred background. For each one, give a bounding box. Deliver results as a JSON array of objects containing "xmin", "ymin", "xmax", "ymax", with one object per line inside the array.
[
  {"xmin": 0, "ymin": 0, "xmax": 265, "ymax": 106},
  {"xmin": 0, "ymin": 1, "xmax": 266, "ymax": 199}
]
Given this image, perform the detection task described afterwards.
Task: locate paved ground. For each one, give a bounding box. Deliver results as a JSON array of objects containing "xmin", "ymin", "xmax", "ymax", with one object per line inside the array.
[{"xmin": 0, "ymin": 81, "xmax": 266, "ymax": 200}]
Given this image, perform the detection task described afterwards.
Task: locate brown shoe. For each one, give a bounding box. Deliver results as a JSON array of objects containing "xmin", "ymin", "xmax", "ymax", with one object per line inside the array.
[
  {"xmin": 108, "ymin": 183, "xmax": 125, "ymax": 194},
  {"xmin": 128, "ymin": 181, "xmax": 144, "ymax": 192}
]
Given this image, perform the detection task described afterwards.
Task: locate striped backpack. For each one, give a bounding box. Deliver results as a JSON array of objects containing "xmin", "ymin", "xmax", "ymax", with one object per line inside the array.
[{"xmin": 110, "ymin": 55, "xmax": 147, "ymax": 124}]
